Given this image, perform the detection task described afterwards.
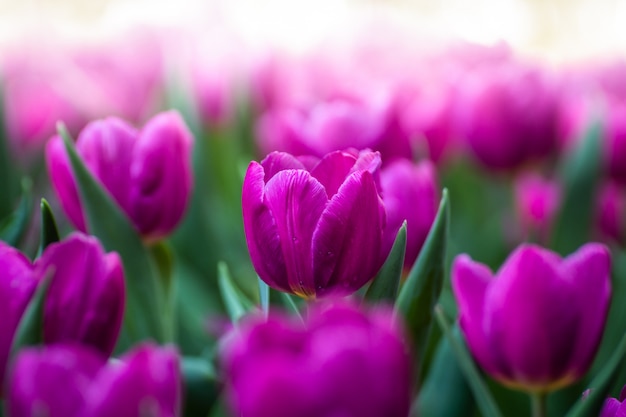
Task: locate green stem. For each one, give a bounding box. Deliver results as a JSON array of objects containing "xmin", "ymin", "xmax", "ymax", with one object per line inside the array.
[{"xmin": 531, "ymin": 392, "xmax": 547, "ymax": 417}]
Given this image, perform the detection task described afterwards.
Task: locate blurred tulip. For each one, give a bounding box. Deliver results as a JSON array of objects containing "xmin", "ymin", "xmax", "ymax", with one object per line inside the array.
[
  {"xmin": 596, "ymin": 181, "xmax": 626, "ymax": 245},
  {"xmin": 457, "ymin": 62, "xmax": 560, "ymax": 170},
  {"xmin": 222, "ymin": 299, "xmax": 412, "ymax": 417},
  {"xmin": 380, "ymin": 159, "xmax": 439, "ymax": 269},
  {"xmin": 242, "ymin": 150, "xmax": 386, "ymax": 298},
  {"xmin": 36, "ymin": 233, "xmax": 125, "ymax": 357},
  {"xmin": 0, "ymin": 242, "xmax": 38, "ymax": 389},
  {"xmin": 6, "ymin": 344, "xmax": 105, "ymax": 417},
  {"xmin": 46, "ymin": 110, "xmax": 194, "ymax": 241},
  {"xmin": 452, "ymin": 243, "xmax": 611, "ymax": 392},
  {"xmin": 6, "ymin": 343, "xmax": 181, "ymax": 417},
  {"xmin": 604, "ymin": 103, "xmax": 626, "ymax": 185},
  {"xmin": 513, "ymin": 172, "xmax": 561, "ymax": 244}
]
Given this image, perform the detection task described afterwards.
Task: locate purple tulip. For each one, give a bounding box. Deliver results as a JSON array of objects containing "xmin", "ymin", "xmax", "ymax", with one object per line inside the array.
[
  {"xmin": 222, "ymin": 299, "xmax": 412, "ymax": 417},
  {"xmin": 6, "ymin": 343, "xmax": 181, "ymax": 417},
  {"xmin": 242, "ymin": 150, "xmax": 386, "ymax": 299},
  {"xmin": 6, "ymin": 344, "xmax": 105, "ymax": 417},
  {"xmin": 46, "ymin": 110, "xmax": 194, "ymax": 242},
  {"xmin": 604, "ymin": 103, "xmax": 626, "ymax": 185},
  {"xmin": 452, "ymin": 243, "xmax": 611, "ymax": 392},
  {"xmin": 36, "ymin": 233, "xmax": 125, "ymax": 357},
  {"xmin": 598, "ymin": 385, "xmax": 626, "ymax": 417},
  {"xmin": 80, "ymin": 343, "xmax": 181, "ymax": 417},
  {"xmin": 457, "ymin": 62, "xmax": 560, "ymax": 171},
  {"xmin": 513, "ymin": 172, "xmax": 561, "ymax": 244},
  {"xmin": 380, "ymin": 158, "xmax": 439, "ymax": 269},
  {"xmin": 596, "ymin": 181, "xmax": 626, "ymax": 245},
  {"xmin": 0, "ymin": 242, "xmax": 38, "ymax": 389}
]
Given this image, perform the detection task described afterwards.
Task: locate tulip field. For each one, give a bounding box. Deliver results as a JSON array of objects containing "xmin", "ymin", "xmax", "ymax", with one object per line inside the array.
[{"xmin": 1, "ymin": 19, "xmax": 626, "ymax": 417}]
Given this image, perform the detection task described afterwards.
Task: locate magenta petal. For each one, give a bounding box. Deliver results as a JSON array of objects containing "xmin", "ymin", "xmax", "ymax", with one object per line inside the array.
[
  {"xmin": 128, "ymin": 110, "xmax": 194, "ymax": 240},
  {"xmin": 600, "ymin": 398, "xmax": 622, "ymax": 417},
  {"xmin": 485, "ymin": 245, "xmax": 578, "ymax": 386},
  {"xmin": 242, "ymin": 162, "xmax": 290, "ymax": 291},
  {"xmin": 7, "ymin": 345, "xmax": 105, "ymax": 417},
  {"xmin": 76, "ymin": 117, "xmax": 137, "ymax": 214},
  {"xmin": 263, "ymin": 170, "xmax": 327, "ymax": 296},
  {"xmin": 46, "ymin": 135, "xmax": 87, "ymax": 232},
  {"xmin": 564, "ymin": 243, "xmax": 611, "ymax": 377},
  {"xmin": 0, "ymin": 243, "xmax": 37, "ymax": 387},
  {"xmin": 37, "ymin": 233, "xmax": 125, "ymax": 357},
  {"xmin": 309, "ymin": 151, "xmax": 358, "ymax": 198},
  {"xmin": 260, "ymin": 151, "xmax": 307, "ymax": 182},
  {"xmin": 312, "ymin": 171, "xmax": 384, "ymax": 296},
  {"xmin": 82, "ymin": 344, "xmax": 181, "ymax": 417},
  {"xmin": 451, "ymin": 255, "xmax": 498, "ymax": 376}
]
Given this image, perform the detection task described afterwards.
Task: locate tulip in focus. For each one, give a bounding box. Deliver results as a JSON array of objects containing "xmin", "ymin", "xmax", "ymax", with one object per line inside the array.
[
  {"xmin": 598, "ymin": 385, "xmax": 626, "ymax": 417},
  {"xmin": 37, "ymin": 233, "xmax": 125, "ymax": 357},
  {"xmin": 380, "ymin": 158, "xmax": 439, "ymax": 269},
  {"xmin": 46, "ymin": 110, "xmax": 194, "ymax": 241},
  {"xmin": 6, "ymin": 343, "xmax": 181, "ymax": 417},
  {"xmin": 0, "ymin": 242, "xmax": 38, "ymax": 388},
  {"xmin": 452, "ymin": 243, "xmax": 611, "ymax": 392},
  {"xmin": 242, "ymin": 150, "xmax": 386, "ymax": 299},
  {"xmin": 222, "ymin": 299, "xmax": 412, "ymax": 417}
]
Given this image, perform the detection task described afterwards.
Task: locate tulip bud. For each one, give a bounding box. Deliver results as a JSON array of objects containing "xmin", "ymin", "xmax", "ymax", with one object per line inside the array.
[
  {"xmin": 242, "ymin": 150, "xmax": 386, "ymax": 299},
  {"xmin": 452, "ymin": 243, "xmax": 611, "ymax": 392},
  {"xmin": 380, "ymin": 158, "xmax": 439, "ymax": 269},
  {"xmin": 222, "ymin": 299, "xmax": 412, "ymax": 417},
  {"xmin": 6, "ymin": 343, "xmax": 181, "ymax": 417},
  {"xmin": 6, "ymin": 345, "xmax": 105, "ymax": 417},
  {"xmin": 36, "ymin": 233, "xmax": 125, "ymax": 357},
  {"xmin": 513, "ymin": 172, "xmax": 561, "ymax": 244},
  {"xmin": 0, "ymin": 242, "xmax": 37, "ymax": 387},
  {"xmin": 598, "ymin": 385, "xmax": 626, "ymax": 417},
  {"xmin": 46, "ymin": 110, "xmax": 194, "ymax": 241}
]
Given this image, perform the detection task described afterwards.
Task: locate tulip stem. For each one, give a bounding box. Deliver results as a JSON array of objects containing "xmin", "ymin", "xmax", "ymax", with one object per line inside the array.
[{"xmin": 530, "ymin": 392, "xmax": 547, "ymax": 417}]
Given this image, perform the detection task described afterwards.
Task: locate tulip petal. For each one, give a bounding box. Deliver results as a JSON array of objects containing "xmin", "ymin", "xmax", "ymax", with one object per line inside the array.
[
  {"xmin": 260, "ymin": 151, "xmax": 306, "ymax": 182},
  {"xmin": 309, "ymin": 151, "xmax": 358, "ymax": 198},
  {"xmin": 564, "ymin": 243, "xmax": 611, "ymax": 377},
  {"xmin": 242, "ymin": 162, "xmax": 290, "ymax": 292},
  {"xmin": 312, "ymin": 170, "xmax": 383, "ymax": 296},
  {"xmin": 451, "ymin": 255, "xmax": 499, "ymax": 376},
  {"xmin": 485, "ymin": 245, "xmax": 579, "ymax": 387},
  {"xmin": 46, "ymin": 135, "xmax": 87, "ymax": 232},
  {"xmin": 263, "ymin": 169, "xmax": 327, "ymax": 296}
]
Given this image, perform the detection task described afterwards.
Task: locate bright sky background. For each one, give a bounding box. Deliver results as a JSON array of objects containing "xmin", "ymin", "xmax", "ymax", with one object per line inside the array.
[{"xmin": 0, "ymin": 0, "xmax": 625, "ymax": 64}]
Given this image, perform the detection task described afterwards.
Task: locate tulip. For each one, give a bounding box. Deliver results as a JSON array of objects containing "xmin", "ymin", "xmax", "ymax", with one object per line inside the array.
[
  {"xmin": 46, "ymin": 110, "xmax": 194, "ymax": 241},
  {"xmin": 598, "ymin": 385, "xmax": 626, "ymax": 417},
  {"xmin": 596, "ymin": 181, "xmax": 626, "ymax": 244},
  {"xmin": 36, "ymin": 233, "xmax": 125, "ymax": 357},
  {"xmin": 6, "ymin": 344, "xmax": 105, "ymax": 417},
  {"xmin": 242, "ymin": 150, "xmax": 386, "ymax": 299},
  {"xmin": 452, "ymin": 243, "xmax": 611, "ymax": 392},
  {"xmin": 222, "ymin": 299, "xmax": 412, "ymax": 417},
  {"xmin": 6, "ymin": 343, "xmax": 181, "ymax": 417},
  {"xmin": 603, "ymin": 103, "xmax": 626, "ymax": 185},
  {"xmin": 456, "ymin": 62, "xmax": 560, "ymax": 171},
  {"xmin": 513, "ymin": 172, "xmax": 561, "ymax": 244},
  {"xmin": 380, "ymin": 158, "xmax": 439, "ymax": 269},
  {"xmin": 0, "ymin": 242, "xmax": 38, "ymax": 388}
]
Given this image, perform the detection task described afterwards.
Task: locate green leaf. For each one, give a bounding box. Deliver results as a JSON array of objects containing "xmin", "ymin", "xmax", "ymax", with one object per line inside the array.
[
  {"xmin": 413, "ymin": 336, "xmax": 475, "ymax": 417},
  {"xmin": 396, "ymin": 189, "xmax": 450, "ymax": 368},
  {"xmin": 37, "ymin": 198, "xmax": 60, "ymax": 257},
  {"xmin": 150, "ymin": 241, "xmax": 176, "ymax": 342},
  {"xmin": 11, "ymin": 273, "xmax": 52, "ymax": 357},
  {"xmin": 218, "ymin": 261, "xmax": 255, "ymax": 323},
  {"xmin": 181, "ymin": 357, "xmax": 222, "ymax": 417},
  {"xmin": 279, "ymin": 292, "xmax": 303, "ymax": 322},
  {"xmin": 0, "ymin": 178, "xmax": 33, "ymax": 246},
  {"xmin": 58, "ymin": 123, "xmax": 167, "ymax": 344},
  {"xmin": 564, "ymin": 331, "xmax": 626, "ymax": 417},
  {"xmin": 258, "ymin": 278, "xmax": 270, "ymax": 317},
  {"xmin": 550, "ymin": 117, "xmax": 603, "ymax": 255},
  {"xmin": 434, "ymin": 306, "xmax": 504, "ymax": 417},
  {"xmin": 365, "ymin": 222, "xmax": 407, "ymax": 304}
]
